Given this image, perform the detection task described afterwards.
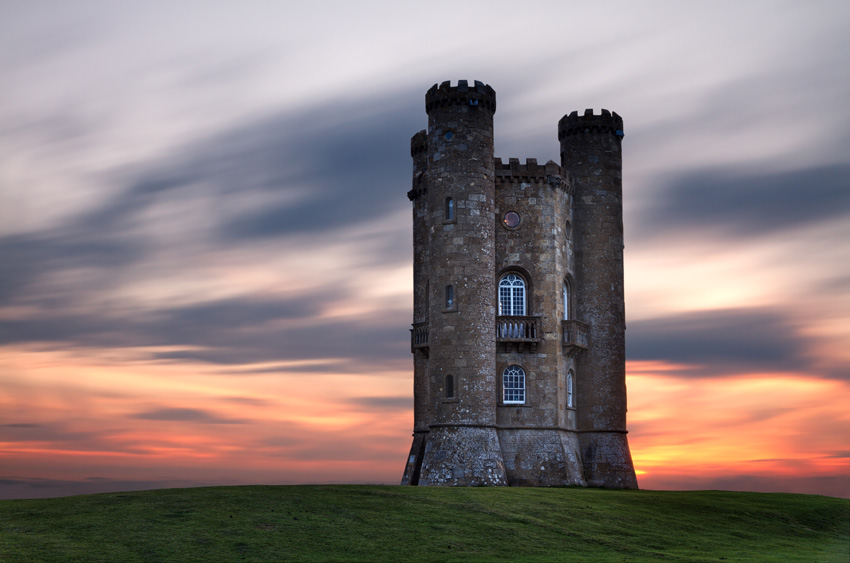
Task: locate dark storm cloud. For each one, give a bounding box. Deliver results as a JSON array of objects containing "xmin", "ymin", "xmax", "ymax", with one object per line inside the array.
[
  {"xmin": 634, "ymin": 164, "xmax": 850, "ymax": 239},
  {"xmin": 627, "ymin": 308, "xmax": 818, "ymax": 377},
  {"xmin": 130, "ymin": 407, "xmax": 247, "ymax": 424}
]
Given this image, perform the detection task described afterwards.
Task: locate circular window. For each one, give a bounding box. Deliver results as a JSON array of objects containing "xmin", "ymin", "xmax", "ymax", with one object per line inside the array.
[
  {"xmin": 503, "ymin": 211, "xmax": 521, "ymax": 228},
  {"xmin": 444, "ymin": 131, "xmax": 454, "ymax": 141}
]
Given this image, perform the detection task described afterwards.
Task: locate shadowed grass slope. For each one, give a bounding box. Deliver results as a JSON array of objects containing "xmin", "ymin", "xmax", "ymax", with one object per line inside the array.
[{"xmin": 0, "ymin": 486, "xmax": 847, "ymax": 562}]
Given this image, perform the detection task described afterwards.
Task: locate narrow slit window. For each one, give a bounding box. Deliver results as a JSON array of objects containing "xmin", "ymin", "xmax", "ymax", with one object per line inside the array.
[
  {"xmin": 445, "ymin": 285, "xmax": 454, "ymax": 309},
  {"xmin": 445, "ymin": 197, "xmax": 455, "ymax": 221},
  {"xmin": 567, "ymin": 370, "xmax": 574, "ymax": 408},
  {"xmin": 446, "ymin": 375, "xmax": 454, "ymax": 399},
  {"xmin": 563, "ymin": 281, "xmax": 570, "ymax": 320}
]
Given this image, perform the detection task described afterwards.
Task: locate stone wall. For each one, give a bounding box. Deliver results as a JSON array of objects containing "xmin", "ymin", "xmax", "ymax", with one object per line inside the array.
[{"xmin": 403, "ymin": 83, "xmax": 637, "ymax": 489}]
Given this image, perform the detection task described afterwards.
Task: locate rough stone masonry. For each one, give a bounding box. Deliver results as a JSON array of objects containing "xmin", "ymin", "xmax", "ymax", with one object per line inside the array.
[{"xmin": 402, "ymin": 80, "xmax": 638, "ymax": 488}]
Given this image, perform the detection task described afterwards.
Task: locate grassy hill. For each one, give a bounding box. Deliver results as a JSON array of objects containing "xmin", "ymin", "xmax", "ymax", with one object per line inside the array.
[{"xmin": 0, "ymin": 485, "xmax": 847, "ymax": 562}]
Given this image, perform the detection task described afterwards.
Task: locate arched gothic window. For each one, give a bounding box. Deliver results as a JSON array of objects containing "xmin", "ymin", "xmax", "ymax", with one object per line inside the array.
[
  {"xmin": 563, "ymin": 280, "xmax": 571, "ymax": 320},
  {"xmin": 445, "ymin": 375, "xmax": 454, "ymax": 399},
  {"xmin": 503, "ymin": 365, "xmax": 526, "ymax": 404},
  {"xmin": 498, "ymin": 274, "xmax": 526, "ymax": 316},
  {"xmin": 567, "ymin": 370, "xmax": 574, "ymax": 408},
  {"xmin": 445, "ymin": 285, "xmax": 454, "ymax": 309},
  {"xmin": 445, "ymin": 197, "xmax": 455, "ymax": 221}
]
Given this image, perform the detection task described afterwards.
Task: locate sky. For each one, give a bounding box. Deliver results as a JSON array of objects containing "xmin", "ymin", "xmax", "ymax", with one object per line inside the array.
[{"xmin": 1, "ymin": 0, "xmax": 848, "ymax": 500}]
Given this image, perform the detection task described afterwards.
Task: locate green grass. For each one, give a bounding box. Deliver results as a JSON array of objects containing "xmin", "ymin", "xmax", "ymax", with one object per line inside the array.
[{"xmin": 0, "ymin": 486, "xmax": 847, "ymax": 562}]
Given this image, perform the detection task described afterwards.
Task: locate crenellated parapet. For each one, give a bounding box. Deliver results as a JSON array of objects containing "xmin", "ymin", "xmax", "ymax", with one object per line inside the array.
[
  {"xmin": 494, "ymin": 158, "xmax": 570, "ymax": 192},
  {"xmin": 425, "ymin": 80, "xmax": 496, "ymax": 114},
  {"xmin": 410, "ymin": 129, "xmax": 427, "ymax": 157},
  {"xmin": 558, "ymin": 109, "xmax": 624, "ymax": 140}
]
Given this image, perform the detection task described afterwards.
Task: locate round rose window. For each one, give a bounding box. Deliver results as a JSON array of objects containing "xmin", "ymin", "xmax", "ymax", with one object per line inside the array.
[{"xmin": 503, "ymin": 211, "xmax": 521, "ymax": 228}]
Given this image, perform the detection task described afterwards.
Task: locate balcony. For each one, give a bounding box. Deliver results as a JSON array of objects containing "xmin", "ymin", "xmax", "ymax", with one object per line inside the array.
[
  {"xmin": 496, "ymin": 315, "xmax": 542, "ymax": 352},
  {"xmin": 410, "ymin": 322, "xmax": 429, "ymax": 355},
  {"xmin": 562, "ymin": 319, "xmax": 589, "ymax": 356}
]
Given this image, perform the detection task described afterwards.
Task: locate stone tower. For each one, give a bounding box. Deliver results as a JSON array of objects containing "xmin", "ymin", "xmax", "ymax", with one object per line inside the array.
[{"xmin": 401, "ymin": 80, "xmax": 637, "ymax": 489}]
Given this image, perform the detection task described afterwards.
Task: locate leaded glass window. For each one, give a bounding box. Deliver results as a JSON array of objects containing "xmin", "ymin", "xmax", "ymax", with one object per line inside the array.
[
  {"xmin": 503, "ymin": 365, "xmax": 525, "ymax": 404},
  {"xmin": 498, "ymin": 274, "xmax": 526, "ymax": 316}
]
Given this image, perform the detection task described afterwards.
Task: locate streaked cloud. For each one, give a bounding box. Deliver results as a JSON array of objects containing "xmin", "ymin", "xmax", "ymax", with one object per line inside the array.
[
  {"xmin": 1, "ymin": 1, "xmax": 848, "ymax": 499},
  {"xmin": 129, "ymin": 407, "xmax": 249, "ymax": 424},
  {"xmin": 627, "ymin": 307, "xmax": 818, "ymax": 377},
  {"xmin": 636, "ymin": 164, "xmax": 850, "ymax": 240}
]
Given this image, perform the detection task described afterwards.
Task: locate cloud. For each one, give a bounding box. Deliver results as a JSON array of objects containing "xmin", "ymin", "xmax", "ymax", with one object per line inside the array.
[
  {"xmin": 58, "ymin": 89, "xmax": 423, "ymax": 244},
  {"xmin": 0, "ymin": 422, "xmax": 111, "ymax": 443},
  {"xmin": 346, "ymin": 396, "xmax": 411, "ymax": 410},
  {"xmin": 626, "ymin": 307, "xmax": 818, "ymax": 376},
  {"xmin": 0, "ymin": 294, "xmax": 411, "ymax": 368},
  {"xmin": 0, "ymin": 232, "xmax": 146, "ymax": 304},
  {"xmin": 0, "ymin": 477, "xmax": 209, "ymax": 500},
  {"xmin": 640, "ymin": 473, "xmax": 850, "ymax": 499},
  {"xmin": 0, "ymin": 88, "xmax": 421, "ymax": 374},
  {"xmin": 129, "ymin": 407, "xmax": 247, "ymax": 424},
  {"xmin": 635, "ymin": 164, "xmax": 850, "ymax": 240},
  {"xmin": 217, "ymin": 396, "xmax": 274, "ymax": 407}
]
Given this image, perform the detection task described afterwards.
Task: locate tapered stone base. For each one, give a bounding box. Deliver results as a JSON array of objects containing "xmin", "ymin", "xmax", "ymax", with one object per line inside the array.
[
  {"xmin": 579, "ymin": 431, "xmax": 639, "ymax": 489},
  {"xmin": 416, "ymin": 425, "xmax": 508, "ymax": 486},
  {"xmin": 400, "ymin": 431, "xmax": 428, "ymax": 486},
  {"xmin": 498, "ymin": 429, "xmax": 586, "ymax": 486}
]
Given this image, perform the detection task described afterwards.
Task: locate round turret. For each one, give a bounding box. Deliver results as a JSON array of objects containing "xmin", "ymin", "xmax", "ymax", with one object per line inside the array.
[
  {"xmin": 559, "ymin": 108, "xmax": 637, "ymax": 489},
  {"xmin": 425, "ymin": 80, "xmax": 496, "ymax": 114},
  {"xmin": 557, "ymin": 108, "xmax": 624, "ymax": 139},
  {"xmin": 412, "ymin": 79, "xmax": 507, "ymax": 486}
]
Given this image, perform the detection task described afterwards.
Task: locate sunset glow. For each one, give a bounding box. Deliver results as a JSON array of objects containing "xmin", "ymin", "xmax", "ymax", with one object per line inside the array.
[
  {"xmin": 2, "ymin": 1, "xmax": 848, "ymax": 499},
  {"xmin": 627, "ymin": 363, "xmax": 850, "ymax": 494}
]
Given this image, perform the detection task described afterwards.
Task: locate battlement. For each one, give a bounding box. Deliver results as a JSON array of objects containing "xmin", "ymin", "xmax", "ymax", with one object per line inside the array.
[
  {"xmin": 558, "ymin": 109, "xmax": 624, "ymax": 139},
  {"xmin": 494, "ymin": 158, "xmax": 568, "ymax": 189},
  {"xmin": 410, "ymin": 129, "xmax": 427, "ymax": 157},
  {"xmin": 425, "ymin": 80, "xmax": 496, "ymax": 114}
]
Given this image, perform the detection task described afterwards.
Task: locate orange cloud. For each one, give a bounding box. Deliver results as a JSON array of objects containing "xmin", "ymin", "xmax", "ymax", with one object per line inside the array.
[
  {"xmin": 627, "ymin": 361, "xmax": 850, "ymax": 496},
  {"xmin": 2, "ymin": 347, "xmax": 848, "ymax": 499}
]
